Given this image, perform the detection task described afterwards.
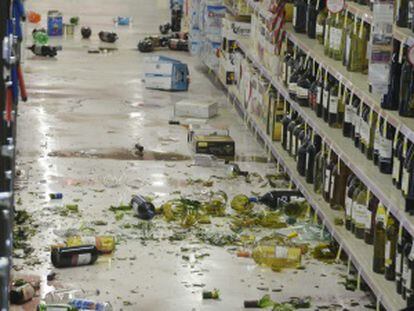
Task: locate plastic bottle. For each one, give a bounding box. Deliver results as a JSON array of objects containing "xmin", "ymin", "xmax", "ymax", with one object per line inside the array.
[
  {"xmin": 130, "ymin": 195, "xmax": 155, "ymax": 220},
  {"xmin": 44, "ymin": 289, "xmax": 112, "ymax": 311}
]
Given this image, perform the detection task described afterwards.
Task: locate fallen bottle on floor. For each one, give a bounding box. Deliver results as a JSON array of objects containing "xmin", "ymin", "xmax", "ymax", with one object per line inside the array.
[
  {"xmin": 202, "ymin": 289, "xmax": 220, "ymax": 299},
  {"xmin": 130, "ymin": 194, "xmax": 155, "ymax": 220},
  {"xmin": 51, "ymin": 245, "xmax": 98, "ymax": 268},
  {"xmin": 43, "ymin": 289, "xmax": 112, "ymax": 310},
  {"xmin": 98, "ymin": 31, "xmax": 118, "ymax": 43},
  {"xmin": 28, "ymin": 44, "xmax": 59, "ymax": 57},
  {"xmin": 81, "ymin": 27, "xmax": 92, "ymax": 39},
  {"xmin": 65, "ymin": 236, "xmax": 115, "ymax": 254}
]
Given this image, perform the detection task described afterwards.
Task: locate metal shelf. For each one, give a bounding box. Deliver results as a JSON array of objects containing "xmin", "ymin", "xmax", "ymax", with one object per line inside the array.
[{"xmin": 222, "ymin": 82, "xmax": 405, "ymax": 311}]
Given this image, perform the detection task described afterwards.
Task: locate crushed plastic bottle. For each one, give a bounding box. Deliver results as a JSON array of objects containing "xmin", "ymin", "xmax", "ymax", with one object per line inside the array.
[{"xmin": 44, "ymin": 289, "xmax": 112, "ymax": 310}]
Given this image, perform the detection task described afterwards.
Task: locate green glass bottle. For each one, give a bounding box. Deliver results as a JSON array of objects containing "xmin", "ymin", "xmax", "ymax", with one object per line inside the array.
[
  {"xmin": 353, "ymin": 185, "xmax": 368, "ymax": 239},
  {"xmin": 373, "ymin": 203, "xmax": 386, "ymax": 274},
  {"xmin": 329, "ymin": 13, "xmax": 343, "ymax": 60},
  {"xmin": 385, "ymin": 214, "xmax": 398, "ymax": 280},
  {"xmin": 316, "ymin": 8, "xmax": 328, "ymax": 44},
  {"xmin": 323, "ymin": 12, "xmax": 332, "ymax": 55}
]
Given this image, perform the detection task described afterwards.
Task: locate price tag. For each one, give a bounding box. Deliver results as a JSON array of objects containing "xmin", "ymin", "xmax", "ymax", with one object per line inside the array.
[
  {"xmin": 408, "ymin": 45, "xmax": 414, "ymax": 66},
  {"xmin": 327, "ymin": 0, "xmax": 345, "ymax": 14}
]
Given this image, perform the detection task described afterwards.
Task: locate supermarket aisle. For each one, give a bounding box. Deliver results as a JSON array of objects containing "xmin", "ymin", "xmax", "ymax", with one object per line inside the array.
[{"xmin": 13, "ymin": 0, "xmax": 373, "ymax": 310}]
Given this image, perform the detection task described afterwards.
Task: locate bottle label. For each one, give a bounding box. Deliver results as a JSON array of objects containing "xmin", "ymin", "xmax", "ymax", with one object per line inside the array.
[
  {"xmin": 286, "ymin": 132, "xmax": 291, "ymax": 150},
  {"xmin": 360, "ymin": 121, "xmax": 369, "ymax": 142},
  {"xmin": 355, "ymin": 116, "xmax": 361, "ymax": 134},
  {"xmin": 385, "ymin": 241, "xmax": 392, "ymax": 267},
  {"xmin": 288, "ymin": 82, "xmax": 297, "ymax": 94},
  {"xmin": 345, "ymin": 34, "xmax": 351, "ymax": 64},
  {"xmin": 354, "ymin": 203, "xmax": 366, "ymax": 226},
  {"xmin": 293, "ymin": 7, "xmax": 297, "ymax": 26},
  {"xmin": 316, "ymin": 24, "xmax": 323, "ymax": 35},
  {"xmin": 275, "ymin": 246, "xmax": 289, "ymax": 258},
  {"xmin": 379, "ymin": 137, "xmax": 393, "ymax": 159},
  {"xmin": 296, "ymin": 86, "xmax": 309, "ymax": 99},
  {"xmin": 306, "ymin": 152, "xmax": 310, "ymax": 170},
  {"xmin": 402, "ymin": 168, "xmax": 410, "ymax": 195},
  {"xmin": 324, "ymin": 169, "xmax": 331, "ymax": 193},
  {"xmin": 344, "ymin": 105, "xmax": 353, "ymax": 123},
  {"xmin": 345, "ymin": 197, "xmax": 352, "ymax": 216},
  {"xmin": 393, "ymin": 157, "xmax": 400, "ymax": 180},
  {"xmin": 322, "ymin": 90, "xmax": 329, "ymax": 108},
  {"xmin": 330, "ymin": 27, "xmax": 342, "ymax": 50},
  {"xmin": 74, "ymin": 253, "xmax": 92, "ymax": 266},
  {"xmin": 403, "ymin": 257, "xmax": 409, "ymax": 283},
  {"xmin": 365, "ymin": 209, "xmax": 372, "ymax": 230},
  {"xmin": 330, "ymin": 174, "xmax": 335, "ymax": 199},
  {"xmin": 292, "ymin": 137, "xmax": 297, "ymax": 156},
  {"xmin": 373, "ymin": 130, "xmax": 380, "ymax": 152},
  {"xmin": 396, "ymin": 253, "xmax": 402, "ymax": 279},
  {"xmin": 317, "ymin": 86, "xmax": 323, "ymax": 104},
  {"xmin": 329, "ymin": 96, "xmax": 338, "ymax": 113}
]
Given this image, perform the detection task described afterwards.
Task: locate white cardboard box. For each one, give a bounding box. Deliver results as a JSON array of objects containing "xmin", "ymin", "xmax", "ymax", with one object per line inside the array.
[{"xmin": 174, "ymin": 100, "xmax": 218, "ymax": 119}]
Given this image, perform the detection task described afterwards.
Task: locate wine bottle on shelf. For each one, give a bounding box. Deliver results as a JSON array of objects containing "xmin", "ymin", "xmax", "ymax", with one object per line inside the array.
[
  {"xmin": 296, "ymin": 57, "xmax": 313, "ymax": 107},
  {"xmin": 353, "ymin": 100, "xmax": 362, "ymax": 149},
  {"xmin": 306, "ymin": 0, "xmax": 318, "ymax": 38},
  {"xmin": 351, "ymin": 182, "xmax": 363, "ymax": 233},
  {"xmin": 323, "ymin": 12, "xmax": 332, "ymax": 55},
  {"xmin": 305, "ymin": 132, "xmax": 321, "ymax": 184},
  {"xmin": 281, "ymin": 108, "xmax": 293, "ymax": 150},
  {"xmin": 329, "ymin": 13, "xmax": 344, "ymax": 60},
  {"xmin": 347, "ymin": 19, "xmax": 369, "ymax": 73},
  {"xmin": 345, "ymin": 175, "xmax": 358, "ymax": 230},
  {"xmin": 365, "ymin": 194, "xmax": 378, "ymax": 245},
  {"xmin": 342, "ymin": 12, "xmax": 354, "ymax": 68},
  {"xmin": 315, "ymin": 68, "xmax": 325, "ymax": 118},
  {"xmin": 367, "ymin": 110, "xmax": 377, "ymax": 160},
  {"xmin": 322, "ymin": 72, "xmax": 331, "ymax": 122},
  {"xmin": 288, "ymin": 55, "xmax": 304, "ymax": 100},
  {"xmin": 353, "ymin": 185, "xmax": 368, "ymax": 239},
  {"xmin": 406, "ymin": 244, "xmax": 414, "ymax": 307},
  {"xmin": 382, "ymin": 40, "xmax": 402, "ymax": 111},
  {"xmin": 313, "ymin": 145, "xmax": 326, "ymax": 195},
  {"xmin": 282, "ymin": 52, "xmax": 293, "ymax": 85},
  {"xmin": 402, "ymin": 142, "xmax": 414, "ymax": 197},
  {"xmin": 316, "ymin": 8, "xmax": 328, "ymax": 44},
  {"xmin": 292, "ymin": 121, "xmax": 304, "ymax": 159},
  {"xmin": 359, "ymin": 104, "xmax": 370, "ymax": 154},
  {"xmin": 328, "ymin": 81, "xmax": 344, "ymax": 128},
  {"xmin": 406, "ymin": 151, "xmax": 414, "ymax": 215},
  {"xmin": 308, "ymin": 65, "xmax": 319, "ymax": 112},
  {"xmin": 343, "ymin": 91, "xmax": 353, "ymax": 137},
  {"xmin": 397, "ymin": 227, "xmax": 408, "ymax": 294},
  {"xmin": 385, "ymin": 214, "xmax": 398, "ymax": 281},
  {"xmin": 379, "ymin": 121, "xmax": 396, "ymax": 174},
  {"xmin": 330, "ymin": 159, "xmax": 350, "ymax": 211},
  {"xmin": 293, "ymin": 0, "xmax": 308, "ymax": 33},
  {"xmin": 287, "ymin": 116, "xmax": 299, "ymax": 155},
  {"xmin": 403, "ymin": 143, "xmax": 414, "ymax": 214},
  {"xmin": 396, "ymin": 0, "xmax": 409, "ymax": 28},
  {"xmin": 373, "ymin": 203, "xmax": 386, "ymax": 274},
  {"xmin": 402, "ymin": 238, "xmax": 413, "ymax": 300},
  {"xmin": 373, "ymin": 117, "xmax": 381, "ymax": 166},
  {"xmin": 323, "ymin": 150, "xmax": 336, "ymax": 203},
  {"xmin": 399, "ymin": 53, "xmax": 414, "ymax": 117},
  {"xmin": 297, "ymin": 128, "xmax": 310, "ymax": 176}
]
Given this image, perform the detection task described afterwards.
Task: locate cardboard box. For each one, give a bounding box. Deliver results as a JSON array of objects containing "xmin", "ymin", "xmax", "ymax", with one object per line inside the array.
[
  {"xmin": 193, "ymin": 135, "xmax": 235, "ymax": 160},
  {"xmin": 175, "ymin": 100, "xmax": 218, "ymax": 119},
  {"xmin": 143, "ymin": 56, "xmax": 189, "ymax": 91},
  {"xmin": 187, "ymin": 124, "xmax": 229, "ymax": 142}
]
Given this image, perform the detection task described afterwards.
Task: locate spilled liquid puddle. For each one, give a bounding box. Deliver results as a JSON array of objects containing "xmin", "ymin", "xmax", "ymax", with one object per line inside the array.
[
  {"xmin": 235, "ymin": 155, "xmax": 268, "ymax": 163},
  {"xmin": 48, "ymin": 148, "xmax": 191, "ymax": 161}
]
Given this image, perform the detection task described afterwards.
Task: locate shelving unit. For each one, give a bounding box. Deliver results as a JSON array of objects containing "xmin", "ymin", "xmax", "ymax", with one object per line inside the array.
[
  {"xmin": 205, "ymin": 1, "xmax": 414, "ymax": 309},
  {"xmin": 221, "ymin": 81, "xmax": 405, "ymax": 311}
]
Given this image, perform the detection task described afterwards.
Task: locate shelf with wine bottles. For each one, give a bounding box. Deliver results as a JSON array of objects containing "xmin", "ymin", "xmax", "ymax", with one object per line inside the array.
[
  {"xmin": 219, "ymin": 77, "xmax": 405, "ymax": 311},
  {"xmin": 283, "ymin": 24, "xmax": 414, "ymax": 142},
  {"xmin": 237, "ymin": 37, "xmax": 414, "ymax": 239}
]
